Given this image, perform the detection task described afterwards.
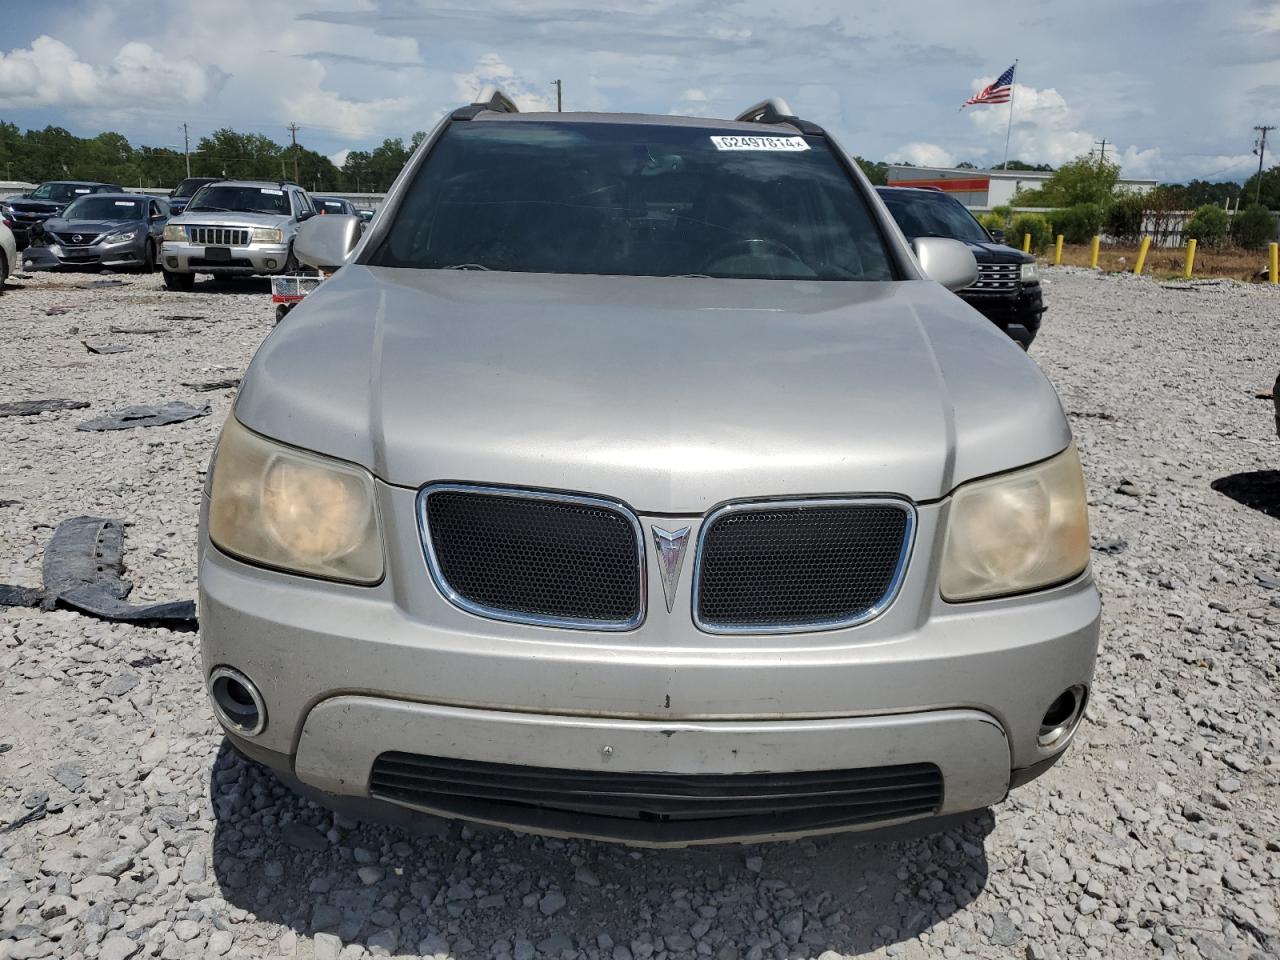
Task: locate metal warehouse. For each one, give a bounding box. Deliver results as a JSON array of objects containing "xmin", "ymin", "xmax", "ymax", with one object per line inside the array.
[{"xmin": 885, "ymin": 165, "xmax": 1159, "ymax": 209}]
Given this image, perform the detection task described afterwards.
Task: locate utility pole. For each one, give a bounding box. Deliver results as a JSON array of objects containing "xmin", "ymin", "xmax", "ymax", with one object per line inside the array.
[
  {"xmin": 1253, "ymin": 125, "xmax": 1275, "ymax": 205},
  {"xmin": 1093, "ymin": 139, "xmax": 1108, "ymax": 164},
  {"xmin": 182, "ymin": 122, "xmax": 191, "ymax": 178},
  {"xmin": 551, "ymin": 79, "xmax": 562, "ymax": 112},
  {"xmin": 287, "ymin": 122, "xmax": 301, "ymax": 183}
]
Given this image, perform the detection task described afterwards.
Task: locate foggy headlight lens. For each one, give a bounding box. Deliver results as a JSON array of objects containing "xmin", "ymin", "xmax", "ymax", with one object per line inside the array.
[
  {"xmin": 101, "ymin": 229, "xmax": 139, "ymax": 244},
  {"xmin": 252, "ymin": 227, "xmax": 282, "ymax": 243},
  {"xmin": 208, "ymin": 417, "xmax": 383, "ymax": 584},
  {"xmin": 163, "ymin": 224, "xmax": 186, "ymax": 242},
  {"xmin": 1021, "ymin": 262, "xmax": 1040, "ymax": 283},
  {"xmin": 940, "ymin": 443, "xmax": 1089, "ymax": 601}
]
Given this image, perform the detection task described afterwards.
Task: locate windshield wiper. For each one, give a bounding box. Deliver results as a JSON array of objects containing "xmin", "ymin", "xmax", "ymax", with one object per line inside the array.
[
  {"xmin": 670, "ymin": 273, "xmax": 712, "ymax": 278},
  {"xmin": 187, "ymin": 205, "xmax": 231, "ymax": 213},
  {"xmin": 440, "ymin": 263, "xmax": 491, "ymax": 271}
]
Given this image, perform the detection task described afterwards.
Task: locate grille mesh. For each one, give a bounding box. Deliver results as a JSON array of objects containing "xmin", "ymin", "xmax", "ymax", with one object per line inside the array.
[
  {"xmin": 696, "ymin": 502, "xmax": 910, "ymax": 630},
  {"xmin": 371, "ymin": 752, "xmax": 942, "ymax": 831},
  {"xmin": 969, "ymin": 263, "xmax": 1020, "ymax": 291},
  {"xmin": 424, "ymin": 489, "xmax": 642, "ymax": 627},
  {"xmin": 188, "ymin": 226, "xmax": 251, "ymax": 246},
  {"xmin": 54, "ymin": 232, "xmax": 100, "ymax": 246}
]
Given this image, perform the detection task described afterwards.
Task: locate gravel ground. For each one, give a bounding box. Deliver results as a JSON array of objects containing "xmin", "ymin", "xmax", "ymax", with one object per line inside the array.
[{"xmin": 1, "ymin": 268, "xmax": 1278, "ymax": 960}]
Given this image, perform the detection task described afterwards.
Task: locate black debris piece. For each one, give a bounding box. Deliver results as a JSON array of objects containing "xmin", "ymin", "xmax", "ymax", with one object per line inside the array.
[
  {"xmin": 1092, "ymin": 538, "xmax": 1128, "ymax": 555},
  {"xmin": 160, "ymin": 315, "xmax": 206, "ymax": 322},
  {"xmin": 46, "ymin": 306, "xmax": 73, "ymax": 316},
  {"xmin": 0, "ymin": 516, "xmax": 197, "ymax": 629},
  {"xmin": 181, "ymin": 378, "xmax": 240, "ymax": 392},
  {"xmin": 2, "ymin": 802, "xmax": 47, "ymax": 834},
  {"xmin": 82, "ymin": 340, "xmax": 133, "ymax": 355},
  {"xmin": 77, "ymin": 402, "xmax": 209, "ymax": 432},
  {"xmin": 108, "ymin": 324, "xmax": 171, "ymax": 335},
  {"xmin": 0, "ymin": 499, "xmax": 20, "ymax": 508},
  {"xmin": 76, "ymin": 279, "xmax": 125, "ymax": 288},
  {"xmin": 0, "ymin": 399, "xmax": 90, "ymax": 417}
]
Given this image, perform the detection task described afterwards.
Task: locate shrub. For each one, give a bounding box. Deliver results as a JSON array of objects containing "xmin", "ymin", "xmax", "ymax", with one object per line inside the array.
[
  {"xmin": 1106, "ymin": 193, "xmax": 1147, "ymax": 245},
  {"xmin": 1183, "ymin": 204, "xmax": 1230, "ymax": 248},
  {"xmin": 1009, "ymin": 213, "xmax": 1052, "ymax": 253},
  {"xmin": 977, "ymin": 212, "xmax": 1006, "ymax": 236},
  {"xmin": 991, "ymin": 204, "xmax": 1013, "ymax": 223},
  {"xmin": 1049, "ymin": 203, "xmax": 1106, "ymax": 244},
  {"xmin": 1230, "ymin": 203, "xmax": 1276, "ymax": 249}
]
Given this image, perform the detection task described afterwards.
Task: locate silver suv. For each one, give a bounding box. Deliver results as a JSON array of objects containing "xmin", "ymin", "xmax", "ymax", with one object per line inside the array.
[
  {"xmin": 199, "ymin": 93, "xmax": 1100, "ymax": 846},
  {"xmin": 161, "ymin": 179, "xmax": 314, "ymax": 290}
]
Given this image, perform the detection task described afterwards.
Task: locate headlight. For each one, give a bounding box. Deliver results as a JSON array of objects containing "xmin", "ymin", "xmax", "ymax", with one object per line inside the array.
[
  {"xmin": 252, "ymin": 227, "xmax": 283, "ymax": 243},
  {"xmin": 207, "ymin": 417, "xmax": 383, "ymax": 584},
  {"xmin": 163, "ymin": 224, "xmax": 186, "ymax": 242},
  {"xmin": 101, "ymin": 228, "xmax": 140, "ymax": 244},
  {"xmin": 940, "ymin": 443, "xmax": 1089, "ymax": 602},
  {"xmin": 1021, "ymin": 262, "xmax": 1040, "ymax": 283}
]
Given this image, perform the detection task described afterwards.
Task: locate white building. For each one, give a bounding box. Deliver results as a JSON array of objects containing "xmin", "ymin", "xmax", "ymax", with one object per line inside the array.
[{"xmin": 885, "ymin": 165, "xmax": 1158, "ymax": 210}]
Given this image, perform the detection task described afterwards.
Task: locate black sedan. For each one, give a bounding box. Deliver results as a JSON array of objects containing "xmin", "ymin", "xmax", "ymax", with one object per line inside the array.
[
  {"xmin": 23, "ymin": 193, "xmax": 168, "ymax": 273},
  {"xmin": 1, "ymin": 181, "xmax": 123, "ymax": 249}
]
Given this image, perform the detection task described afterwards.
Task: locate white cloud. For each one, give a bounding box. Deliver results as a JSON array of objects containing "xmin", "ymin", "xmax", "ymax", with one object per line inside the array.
[
  {"xmin": 893, "ymin": 142, "xmax": 956, "ymax": 167},
  {"xmin": 452, "ymin": 53, "xmax": 554, "ymax": 112},
  {"xmin": 681, "ymin": 89, "xmax": 707, "ymax": 102},
  {"xmin": 0, "ymin": 35, "xmax": 216, "ymax": 109},
  {"xmin": 328, "ymin": 148, "xmax": 352, "ymax": 167}
]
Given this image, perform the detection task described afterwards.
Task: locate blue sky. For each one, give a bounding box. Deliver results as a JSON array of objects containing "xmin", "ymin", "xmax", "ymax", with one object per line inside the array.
[{"xmin": 3, "ymin": 0, "xmax": 1277, "ymax": 183}]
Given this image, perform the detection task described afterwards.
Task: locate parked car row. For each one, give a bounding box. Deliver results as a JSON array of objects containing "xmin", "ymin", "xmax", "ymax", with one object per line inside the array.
[{"xmin": 0, "ymin": 178, "xmax": 372, "ymax": 283}]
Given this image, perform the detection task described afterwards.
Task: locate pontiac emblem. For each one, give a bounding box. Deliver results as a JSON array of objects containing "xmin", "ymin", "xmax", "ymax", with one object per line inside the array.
[{"xmin": 651, "ymin": 525, "xmax": 692, "ymax": 613}]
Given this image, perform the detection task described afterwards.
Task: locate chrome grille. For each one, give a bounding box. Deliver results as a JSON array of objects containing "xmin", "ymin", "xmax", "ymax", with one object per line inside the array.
[
  {"xmin": 370, "ymin": 752, "xmax": 943, "ymax": 835},
  {"xmin": 188, "ymin": 226, "xmax": 251, "ymax": 246},
  {"xmin": 419, "ymin": 485, "xmax": 644, "ymax": 630},
  {"xmin": 694, "ymin": 499, "xmax": 914, "ymax": 634},
  {"xmin": 967, "ymin": 263, "xmax": 1020, "ymax": 291},
  {"xmin": 54, "ymin": 232, "xmax": 99, "ymax": 246}
]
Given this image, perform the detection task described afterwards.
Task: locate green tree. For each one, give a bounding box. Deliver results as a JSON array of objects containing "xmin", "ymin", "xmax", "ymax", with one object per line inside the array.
[
  {"xmin": 1016, "ymin": 154, "xmax": 1120, "ymax": 208},
  {"xmin": 1183, "ymin": 204, "xmax": 1230, "ymax": 248},
  {"xmin": 852, "ymin": 156, "xmax": 887, "ymax": 185},
  {"xmin": 1230, "ymin": 203, "xmax": 1276, "ymax": 249},
  {"xmin": 1241, "ymin": 164, "xmax": 1280, "ymax": 210}
]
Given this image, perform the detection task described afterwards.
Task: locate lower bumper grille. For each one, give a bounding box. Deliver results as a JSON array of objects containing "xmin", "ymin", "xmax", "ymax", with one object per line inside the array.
[
  {"xmin": 420, "ymin": 485, "xmax": 644, "ymax": 630},
  {"xmin": 370, "ymin": 753, "xmax": 943, "ymax": 834},
  {"xmin": 967, "ymin": 263, "xmax": 1020, "ymax": 290},
  {"xmin": 694, "ymin": 499, "xmax": 914, "ymax": 633}
]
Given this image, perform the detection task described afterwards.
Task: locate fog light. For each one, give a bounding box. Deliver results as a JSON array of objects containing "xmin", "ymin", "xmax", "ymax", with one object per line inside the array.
[
  {"xmin": 265, "ymin": 259, "xmax": 277, "ymax": 269},
  {"xmin": 1038, "ymin": 685, "xmax": 1087, "ymax": 748},
  {"xmin": 209, "ymin": 666, "xmax": 267, "ymax": 737},
  {"xmin": 166, "ymin": 257, "xmax": 178, "ymax": 268}
]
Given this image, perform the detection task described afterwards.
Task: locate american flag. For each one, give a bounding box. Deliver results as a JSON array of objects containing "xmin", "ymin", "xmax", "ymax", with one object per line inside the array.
[{"xmin": 962, "ymin": 63, "xmax": 1016, "ymax": 107}]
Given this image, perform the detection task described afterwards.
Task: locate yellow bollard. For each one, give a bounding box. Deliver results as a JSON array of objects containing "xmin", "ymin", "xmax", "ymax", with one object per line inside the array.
[
  {"xmin": 1022, "ymin": 232, "xmax": 1031, "ymax": 253},
  {"xmin": 1089, "ymin": 235, "xmax": 1101, "ymax": 269},
  {"xmin": 1271, "ymin": 242, "xmax": 1279, "ymax": 284},
  {"xmin": 1183, "ymin": 239, "xmax": 1197, "ymax": 279},
  {"xmin": 1134, "ymin": 236, "xmax": 1151, "ymax": 275},
  {"xmin": 1053, "ymin": 235, "xmax": 1064, "ymax": 266}
]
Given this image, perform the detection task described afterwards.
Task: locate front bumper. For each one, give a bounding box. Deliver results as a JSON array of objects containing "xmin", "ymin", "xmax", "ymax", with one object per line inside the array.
[
  {"xmin": 199, "ymin": 483, "xmax": 1100, "ymax": 844},
  {"xmin": 162, "ymin": 240, "xmax": 290, "ymax": 275},
  {"xmin": 959, "ymin": 283, "xmax": 1045, "ymax": 342},
  {"xmin": 22, "ymin": 237, "xmax": 145, "ymax": 270}
]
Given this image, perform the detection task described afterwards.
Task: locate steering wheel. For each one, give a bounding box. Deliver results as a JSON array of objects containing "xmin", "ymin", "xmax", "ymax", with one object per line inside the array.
[{"xmin": 705, "ymin": 237, "xmax": 804, "ymax": 265}]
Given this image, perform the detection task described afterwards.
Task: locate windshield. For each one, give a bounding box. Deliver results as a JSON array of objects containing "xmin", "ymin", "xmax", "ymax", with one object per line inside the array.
[
  {"xmin": 186, "ymin": 185, "xmax": 291, "ymax": 215},
  {"xmin": 62, "ymin": 197, "xmax": 143, "ymax": 221},
  {"xmin": 174, "ymin": 179, "xmax": 214, "ymax": 198},
  {"xmin": 368, "ymin": 121, "xmax": 896, "ymax": 280},
  {"xmin": 30, "ymin": 183, "xmax": 92, "ymax": 202},
  {"xmin": 878, "ymin": 190, "xmax": 990, "ymax": 245}
]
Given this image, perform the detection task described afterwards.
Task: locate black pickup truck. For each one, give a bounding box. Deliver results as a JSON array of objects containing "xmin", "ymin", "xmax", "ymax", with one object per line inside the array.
[{"xmin": 878, "ymin": 185, "xmax": 1045, "ymax": 348}]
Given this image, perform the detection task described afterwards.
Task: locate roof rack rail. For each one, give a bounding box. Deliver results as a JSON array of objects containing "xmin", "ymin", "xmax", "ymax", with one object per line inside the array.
[
  {"xmin": 735, "ymin": 97, "xmax": 825, "ymax": 136},
  {"xmin": 451, "ymin": 87, "xmax": 520, "ymax": 121}
]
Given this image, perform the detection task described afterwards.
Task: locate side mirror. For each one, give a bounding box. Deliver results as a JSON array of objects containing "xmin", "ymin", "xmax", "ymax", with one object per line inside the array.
[
  {"xmin": 989, "ymin": 228, "xmax": 1006, "ymax": 244},
  {"xmin": 911, "ymin": 237, "xmax": 978, "ymax": 292},
  {"xmin": 295, "ymin": 214, "xmax": 360, "ymax": 272}
]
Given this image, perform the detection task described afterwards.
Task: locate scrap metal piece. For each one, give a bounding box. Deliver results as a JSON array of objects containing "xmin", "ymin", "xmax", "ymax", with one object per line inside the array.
[
  {"xmin": 82, "ymin": 341, "xmax": 133, "ymax": 355},
  {"xmin": 76, "ymin": 402, "xmax": 209, "ymax": 432},
  {"xmin": 108, "ymin": 324, "xmax": 172, "ymax": 335},
  {"xmin": 0, "ymin": 584, "xmax": 42, "ymax": 607},
  {"xmin": 0, "ymin": 399, "xmax": 90, "ymax": 417},
  {"xmin": 181, "ymin": 378, "xmax": 240, "ymax": 392}
]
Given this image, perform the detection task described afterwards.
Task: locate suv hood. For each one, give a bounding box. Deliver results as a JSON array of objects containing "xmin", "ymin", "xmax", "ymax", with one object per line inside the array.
[
  {"xmin": 7, "ymin": 198, "xmax": 66, "ymax": 215},
  {"xmin": 235, "ymin": 267, "xmax": 1070, "ymax": 511},
  {"xmin": 961, "ymin": 240, "xmax": 1034, "ymax": 264},
  {"xmin": 171, "ymin": 211, "xmax": 291, "ymax": 229}
]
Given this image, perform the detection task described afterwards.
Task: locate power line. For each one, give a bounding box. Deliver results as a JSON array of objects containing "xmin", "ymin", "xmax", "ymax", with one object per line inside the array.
[
  {"xmin": 1253, "ymin": 125, "xmax": 1275, "ymax": 204},
  {"xmin": 1093, "ymin": 139, "xmax": 1108, "ymax": 164}
]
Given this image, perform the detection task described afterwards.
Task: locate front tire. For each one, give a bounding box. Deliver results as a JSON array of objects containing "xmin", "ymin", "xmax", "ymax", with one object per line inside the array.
[
  {"xmin": 163, "ymin": 269, "xmax": 195, "ymax": 292},
  {"xmin": 140, "ymin": 240, "xmax": 156, "ymax": 274},
  {"xmin": 0, "ymin": 250, "xmax": 8, "ymax": 292}
]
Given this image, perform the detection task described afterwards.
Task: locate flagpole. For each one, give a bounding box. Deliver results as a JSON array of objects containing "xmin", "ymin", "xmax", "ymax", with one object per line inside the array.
[{"xmin": 1002, "ymin": 59, "xmax": 1018, "ymax": 170}]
